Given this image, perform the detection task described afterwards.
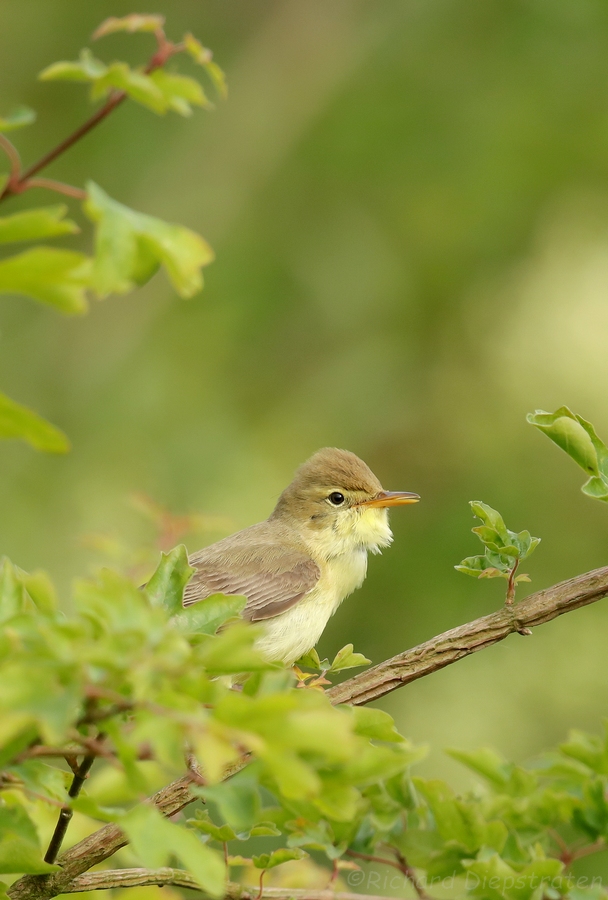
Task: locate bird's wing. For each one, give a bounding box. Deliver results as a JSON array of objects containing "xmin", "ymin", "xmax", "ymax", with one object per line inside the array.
[{"xmin": 183, "ymin": 527, "xmax": 320, "ymax": 622}]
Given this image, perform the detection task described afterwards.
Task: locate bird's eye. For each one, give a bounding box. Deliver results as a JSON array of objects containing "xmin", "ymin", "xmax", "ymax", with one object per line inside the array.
[{"xmin": 328, "ymin": 491, "xmax": 345, "ymax": 506}]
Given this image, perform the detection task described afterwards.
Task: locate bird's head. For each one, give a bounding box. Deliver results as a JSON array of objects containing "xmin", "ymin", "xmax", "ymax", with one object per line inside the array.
[{"xmin": 270, "ymin": 448, "xmax": 419, "ymax": 555}]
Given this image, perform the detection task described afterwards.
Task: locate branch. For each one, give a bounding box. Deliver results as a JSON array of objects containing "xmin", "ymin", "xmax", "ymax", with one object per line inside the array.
[
  {"xmin": 0, "ymin": 28, "xmax": 182, "ymax": 205},
  {"xmin": 8, "ymin": 565, "xmax": 608, "ymax": 900},
  {"xmin": 61, "ymin": 869, "xmax": 386, "ymax": 900},
  {"xmin": 326, "ymin": 564, "xmax": 608, "ymax": 706},
  {"xmin": 44, "ymin": 747, "xmax": 98, "ymax": 864}
]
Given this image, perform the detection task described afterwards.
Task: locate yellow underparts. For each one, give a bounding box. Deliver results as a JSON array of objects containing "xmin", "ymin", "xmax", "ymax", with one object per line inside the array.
[{"xmin": 256, "ymin": 506, "xmax": 393, "ymax": 665}]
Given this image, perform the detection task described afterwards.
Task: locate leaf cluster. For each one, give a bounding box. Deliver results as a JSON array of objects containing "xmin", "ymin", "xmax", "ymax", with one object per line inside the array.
[
  {"xmin": 456, "ymin": 502, "xmax": 540, "ymax": 586},
  {"xmin": 2, "ymin": 546, "xmax": 607, "ymax": 899},
  {"xmin": 528, "ymin": 407, "xmax": 608, "ymax": 502},
  {"xmin": 0, "ymin": 15, "xmax": 223, "ymax": 453}
]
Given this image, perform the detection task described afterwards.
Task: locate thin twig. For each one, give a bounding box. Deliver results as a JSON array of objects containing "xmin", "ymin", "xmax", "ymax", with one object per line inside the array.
[
  {"xmin": 571, "ymin": 838, "xmax": 606, "ymax": 862},
  {"xmin": 346, "ymin": 847, "xmax": 432, "ymax": 900},
  {"xmin": 23, "ymin": 178, "xmax": 87, "ymax": 200},
  {"xmin": 506, "ymin": 559, "xmax": 519, "ymax": 606},
  {"xmin": 0, "ymin": 133, "xmax": 21, "ymax": 180},
  {"xmin": 9, "ymin": 565, "xmax": 608, "ymax": 900},
  {"xmin": 44, "ymin": 741, "xmax": 101, "ymax": 864},
  {"xmin": 0, "ymin": 27, "xmax": 183, "ymax": 206},
  {"xmin": 345, "ymin": 849, "xmax": 403, "ymax": 873},
  {"xmin": 392, "ymin": 848, "xmax": 433, "ymax": 900}
]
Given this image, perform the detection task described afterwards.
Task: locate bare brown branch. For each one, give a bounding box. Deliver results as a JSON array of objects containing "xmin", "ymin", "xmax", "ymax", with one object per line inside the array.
[
  {"xmin": 326, "ymin": 564, "xmax": 608, "ymax": 706},
  {"xmin": 61, "ymin": 868, "xmax": 386, "ymax": 900}
]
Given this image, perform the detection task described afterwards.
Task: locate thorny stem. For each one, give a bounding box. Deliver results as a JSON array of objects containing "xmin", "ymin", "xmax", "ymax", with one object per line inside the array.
[{"xmin": 0, "ymin": 25, "xmax": 183, "ymax": 205}]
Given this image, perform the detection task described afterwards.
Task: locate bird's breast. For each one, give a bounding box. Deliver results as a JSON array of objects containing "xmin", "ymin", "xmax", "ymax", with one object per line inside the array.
[{"xmin": 254, "ymin": 549, "xmax": 368, "ymax": 665}]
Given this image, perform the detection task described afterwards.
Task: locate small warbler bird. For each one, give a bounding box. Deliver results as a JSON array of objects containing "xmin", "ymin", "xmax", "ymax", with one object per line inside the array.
[{"xmin": 183, "ymin": 448, "xmax": 419, "ymax": 665}]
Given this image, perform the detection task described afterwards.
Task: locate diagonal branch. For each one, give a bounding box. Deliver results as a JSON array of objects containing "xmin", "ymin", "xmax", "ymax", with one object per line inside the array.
[
  {"xmin": 326, "ymin": 564, "xmax": 608, "ymax": 706},
  {"xmin": 8, "ymin": 564, "xmax": 608, "ymax": 900},
  {"xmin": 0, "ymin": 28, "xmax": 183, "ymax": 205},
  {"xmin": 56, "ymin": 868, "xmax": 388, "ymax": 900}
]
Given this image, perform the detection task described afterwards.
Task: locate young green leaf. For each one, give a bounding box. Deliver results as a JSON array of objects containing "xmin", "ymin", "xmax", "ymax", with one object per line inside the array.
[
  {"xmin": 0, "ymin": 806, "xmax": 59, "ymax": 874},
  {"xmin": 328, "ymin": 643, "xmax": 371, "ymax": 673},
  {"xmin": 253, "ymin": 848, "xmax": 308, "ymax": 870},
  {"xmin": 39, "ymin": 49, "xmax": 108, "ymax": 83},
  {"xmin": 149, "ymin": 70, "xmax": 211, "ymax": 115},
  {"xmin": 295, "ymin": 648, "xmax": 323, "ymax": 670},
  {"xmin": 145, "ymin": 544, "xmax": 194, "ymax": 614},
  {"xmin": 184, "ymin": 34, "xmax": 228, "ymax": 98},
  {"xmin": 0, "ymin": 247, "xmax": 91, "ymax": 314},
  {"xmin": 90, "ymin": 63, "xmax": 166, "ymax": 112},
  {"xmin": 0, "ymin": 391, "xmax": 69, "ymax": 453},
  {"xmin": 0, "ymin": 206, "xmax": 79, "ymax": 244},
  {"xmin": 455, "ymin": 502, "xmax": 540, "ymax": 593},
  {"xmin": 93, "ymin": 14, "xmax": 166, "ymax": 39},
  {"xmin": 0, "ymin": 106, "xmax": 36, "ymax": 132},
  {"xmin": 122, "ymin": 805, "xmax": 225, "ymax": 896},
  {"xmin": 527, "ymin": 407, "xmax": 608, "ymax": 502},
  {"xmin": 83, "ymin": 182, "xmax": 214, "ymax": 298},
  {"xmin": 178, "ymin": 593, "xmax": 247, "ymax": 635}
]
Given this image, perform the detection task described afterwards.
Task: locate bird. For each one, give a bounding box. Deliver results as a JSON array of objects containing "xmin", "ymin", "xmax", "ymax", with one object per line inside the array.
[{"xmin": 183, "ymin": 448, "xmax": 419, "ymax": 665}]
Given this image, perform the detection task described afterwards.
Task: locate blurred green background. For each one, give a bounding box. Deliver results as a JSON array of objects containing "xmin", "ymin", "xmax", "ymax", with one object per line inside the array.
[{"xmin": 2, "ymin": 0, "xmax": 608, "ymax": 796}]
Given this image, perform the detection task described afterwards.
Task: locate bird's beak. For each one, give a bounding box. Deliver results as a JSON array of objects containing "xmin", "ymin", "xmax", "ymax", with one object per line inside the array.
[{"xmin": 357, "ymin": 490, "xmax": 420, "ymax": 508}]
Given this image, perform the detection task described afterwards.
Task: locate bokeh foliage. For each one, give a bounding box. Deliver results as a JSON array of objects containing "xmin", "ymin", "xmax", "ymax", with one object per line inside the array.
[
  {"xmin": 2, "ymin": 551, "xmax": 608, "ymax": 900},
  {"xmin": 1, "ymin": 0, "xmax": 608, "ymax": 885}
]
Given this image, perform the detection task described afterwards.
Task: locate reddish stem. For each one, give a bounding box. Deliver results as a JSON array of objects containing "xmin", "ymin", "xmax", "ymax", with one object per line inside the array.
[{"xmin": 0, "ymin": 26, "xmax": 184, "ymax": 205}]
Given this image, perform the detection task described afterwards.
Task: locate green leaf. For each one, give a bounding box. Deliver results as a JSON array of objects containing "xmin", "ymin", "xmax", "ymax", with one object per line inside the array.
[
  {"xmin": 396, "ymin": 828, "xmax": 445, "ymax": 868},
  {"xmin": 328, "ymin": 643, "xmax": 371, "ymax": 673},
  {"xmin": 295, "ymin": 648, "xmax": 323, "ymax": 670},
  {"xmin": 199, "ymin": 776, "xmax": 260, "ymax": 833},
  {"xmin": 184, "ymin": 34, "xmax": 228, "ymax": 98},
  {"xmin": 198, "ymin": 622, "xmax": 270, "ymax": 674},
  {"xmin": 414, "ymin": 778, "xmax": 506, "ymax": 853},
  {"xmin": 559, "ymin": 729, "xmax": 608, "ymax": 775},
  {"xmin": 39, "ymin": 49, "xmax": 108, "ymax": 83},
  {"xmin": 179, "ymin": 593, "xmax": 246, "ymax": 635},
  {"xmin": 21, "ymin": 570, "xmax": 57, "ymax": 615},
  {"xmin": 93, "ymin": 14, "xmax": 166, "ymax": 38},
  {"xmin": 454, "ymin": 554, "xmax": 509, "ymax": 579},
  {"xmin": 350, "ymin": 706, "xmax": 404, "ymax": 742},
  {"xmin": 149, "ymin": 70, "xmax": 210, "ymax": 115},
  {"xmin": 0, "ymin": 391, "xmax": 70, "ymax": 453},
  {"xmin": 0, "ymin": 205, "xmax": 79, "ymax": 244},
  {"xmin": 0, "ymin": 805, "xmax": 59, "ymax": 874},
  {"xmin": 90, "ymin": 63, "xmax": 166, "ymax": 113},
  {"xmin": 0, "ymin": 247, "xmax": 90, "ymax": 313},
  {"xmin": 83, "ymin": 182, "xmax": 214, "ymax": 298},
  {"xmin": 252, "ymin": 848, "xmax": 307, "ymax": 870},
  {"xmin": 0, "ymin": 106, "xmax": 36, "ymax": 132},
  {"xmin": 527, "ymin": 407, "xmax": 608, "ymax": 501},
  {"xmin": 145, "ymin": 544, "xmax": 194, "ymax": 614},
  {"xmin": 122, "ymin": 805, "xmax": 225, "ymax": 896},
  {"xmin": 188, "ymin": 810, "xmax": 237, "ymax": 843},
  {"xmin": 250, "ymin": 821, "xmax": 282, "ymax": 837}
]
